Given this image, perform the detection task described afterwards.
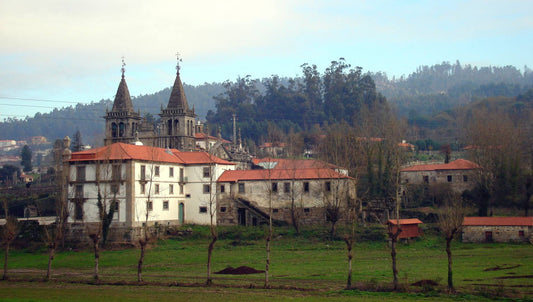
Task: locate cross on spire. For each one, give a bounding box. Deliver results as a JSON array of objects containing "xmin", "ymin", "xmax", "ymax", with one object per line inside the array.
[
  {"xmin": 176, "ymin": 52, "xmax": 182, "ymax": 74},
  {"xmin": 121, "ymin": 56, "xmax": 126, "ymax": 79}
]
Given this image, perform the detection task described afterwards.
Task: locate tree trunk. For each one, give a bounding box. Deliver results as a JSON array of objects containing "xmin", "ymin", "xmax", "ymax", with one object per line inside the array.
[
  {"xmin": 46, "ymin": 243, "xmax": 56, "ymax": 280},
  {"xmin": 290, "ymin": 198, "xmax": 299, "ymax": 234},
  {"xmin": 206, "ymin": 234, "xmax": 217, "ymax": 285},
  {"xmin": 138, "ymin": 239, "xmax": 146, "ymax": 282},
  {"xmin": 330, "ymin": 221, "xmax": 337, "ymax": 240},
  {"xmin": 3, "ymin": 242, "xmax": 10, "ymax": 280},
  {"xmin": 344, "ymin": 237, "xmax": 353, "ymax": 288},
  {"xmin": 391, "ymin": 237, "xmax": 398, "ymax": 290},
  {"xmin": 93, "ymin": 237, "xmax": 100, "ymax": 281},
  {"xmin": 265, "ymin": 230, "xmax": 271, "ymax": 288},
  {"xmin": 446, "ymin": 237, "xmax": 454, "ymax": 292}
]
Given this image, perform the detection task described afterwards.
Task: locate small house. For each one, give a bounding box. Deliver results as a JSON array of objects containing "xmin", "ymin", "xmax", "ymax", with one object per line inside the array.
[
  {"xmin": 387, "ymin": 218, "xmax": 423, "ymax": 239},
  {"xmin": 462, "ymin": 217, "xmax": 533, "ymax": 243}
]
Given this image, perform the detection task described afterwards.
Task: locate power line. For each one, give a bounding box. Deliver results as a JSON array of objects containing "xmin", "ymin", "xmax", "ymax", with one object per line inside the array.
[{"xmin": 0, "ymin": 96, "xmax": 81, "ymax": 104}]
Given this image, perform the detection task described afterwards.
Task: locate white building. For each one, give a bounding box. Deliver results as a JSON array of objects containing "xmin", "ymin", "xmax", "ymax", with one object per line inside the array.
[{"xmin": 66, "ymin": 142, "xmax": 235, "ymax": 241}]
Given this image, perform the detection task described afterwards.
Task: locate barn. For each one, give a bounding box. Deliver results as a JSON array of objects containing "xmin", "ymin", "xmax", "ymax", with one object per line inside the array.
[{"xmin": 387, "ymin": 218, "xmax": 423, "ymax": 239}]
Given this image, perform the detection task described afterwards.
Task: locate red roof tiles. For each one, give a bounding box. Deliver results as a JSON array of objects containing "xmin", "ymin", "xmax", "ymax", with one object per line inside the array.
[
  {"xmin": 218, "ymin": 168, "xmax": 351, "ymax": 183},
  {"xmin": 387, "ymin": 219, "xmax": 423, "ymax": 225},
  {"xmin": 70, "ymin": 143, "xmax": 234, "ymax": 166},
  {"xmin": 401, "ymin": 159, "xmax": 480, "ymax": 172},
  {"xmin": 463, "ymin": 217, "xmax": 533, "ymax": 226}
]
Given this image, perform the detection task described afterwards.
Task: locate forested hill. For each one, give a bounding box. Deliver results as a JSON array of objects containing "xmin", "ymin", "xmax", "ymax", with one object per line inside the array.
[
  {"xmin": 0, "ymin": 82, "xmax": 225, "ymax": 145},
  {"xmin": 1, "ymin": 60, "xmax": 533, "ymax": 146},
  {"xmin": 372, "ymin": 61, "xmax": 533, "ymax": 117}
]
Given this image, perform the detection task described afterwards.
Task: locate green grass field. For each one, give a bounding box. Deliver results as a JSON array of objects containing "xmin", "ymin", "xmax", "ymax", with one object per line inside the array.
[{"xmin": 0, "ymin": 225, "xmax": 531, "ymax": 301}]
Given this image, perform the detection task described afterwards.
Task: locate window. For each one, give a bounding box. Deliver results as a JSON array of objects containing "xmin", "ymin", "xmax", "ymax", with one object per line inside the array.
[
  {"xmin": 75, "ymin": 202, "xmax": 83, "ymax": 220},
  {"xmin": 284, "ymin": 182, "xmax": 291, "ymax": 193},
  {"xmin": 169, "ymin": 184, "xmax": 174, "ymax": 194},
  {"xmin": 199, "ymin": 206, "xmax": 208, "ymax": 213},
  {"xmin": 140, "ymin": 165, "xmax": 146, "ymax": 181},
  {"xmin": 463, "ymin": 175, "xmax": 468, "ymax": 182},
  {"xmin": 272, "ymin": 182, "xmax": 278, "ymax": 193},
  {"xmin": 112, "ymin": 165, "xmax": 121, "ymax": 181},
  {"xmin": 273, "ymin": 208, "xmax": 279, "ymax": 213},
  {"xmin": 220, "ymin": 185, "xmax": 225, "ymax": 193},
  {"xmin": 155, "ymin": 184, "xmax": 160, "ymax": 194},
  {"xmin": 423, "ymin": 175, "xmax": 429, "ymax": 183},
  {"xmin": 220, "ymin": 206, "xmax": 227, "ymax": 213},
  {"xmin": 325, "ymin": 181, "xmax": 331, "ymax": 192},
  {"xmin": 203, "ymin": 184, "xmax": 211, "ymax": 194},
  {"xmin": 76, "ymin": 166, "xmax": 86, "ymax": 181},
  {"xmin": 447, "ymin": 175, "xmax": 452, "ymax": 182},
  {"xmin": 203, "ymin": 167, "xmax": 210, "ymax": 178},
  {"xmin": 519, "ymin": 230, "xmax": 525, "ymax": 238},
  {"xmin": 238, "ymin": 183, "xmax": 245, "ymax": 193},
  {"xmin": 113, "ymin": 200, "xmax": 119, "ymax": 220},
  {"xmin": 169, "ymin": 167, "xmax": 174, "ymax": 178},
  {"xmin": 140, "ymin": 183, "xmax": 145, "ymax": 194},
  {"xmin": 303, "ymin": 182, "xmax": 309, "ymax": 193},
  {"xmin": 180, "ymin": 184, "xmax": 184, "ymax": 194},
  {"xmin": 163, "ymin": 200, "xmax": 169, "ymax": 211},
  {"xmin": 155, "ymin": 166, "xmax": 160, "ymax": 177},
  {"xmin": 75, "ymin": 184, "xmax": 83, "ymax": 198},
  {"xmin": 111, "ymin": 184, "xmax": 119, "ymax": 194},
  {"xmin": 147, "ymin": 201, "xmax": 153, "ymax": 211},
  {"xmin": 179, "ymin": 168, "xmax": 184, "ymax": 182},
  {"xmin": 304, "ymin": 208, "xmax": 310, "ymax": 213}
]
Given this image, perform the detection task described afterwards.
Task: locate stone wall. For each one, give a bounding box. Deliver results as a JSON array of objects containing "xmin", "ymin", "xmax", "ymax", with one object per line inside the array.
[{"xmin": 462, "ymin": 225, "xmax": 532, "ymax": 243}]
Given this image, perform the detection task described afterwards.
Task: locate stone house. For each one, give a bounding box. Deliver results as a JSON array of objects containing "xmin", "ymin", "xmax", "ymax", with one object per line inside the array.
[
  {"xmin": 400, "ymin": 159, "xmax": 480, "ymax": 193},
  {"xmin": 462, "ymin": 217, "xmax": 533, "ymax": 243},
  {"xmin": 216, "ymin": 166, "xmax": 355, "ymax": 226},
  {"xmin": 66, "ymin": 142, "xmax": 235, "ymax": 242}
]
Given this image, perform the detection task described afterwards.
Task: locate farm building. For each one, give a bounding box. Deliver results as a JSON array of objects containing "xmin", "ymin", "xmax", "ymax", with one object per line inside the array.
[
  {"xmin": 387, "ymin": 218, "xmax": 423, "ymax": 239},
  {"xmin": 462, "ymin": 217, "xmax": 533, "ymax": 243}
]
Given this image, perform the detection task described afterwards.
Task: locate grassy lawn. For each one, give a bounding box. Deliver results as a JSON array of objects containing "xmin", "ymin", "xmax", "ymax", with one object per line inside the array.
[{"xmin": 0, "ymin": 225, "xmax": 532, "ymax": 301}]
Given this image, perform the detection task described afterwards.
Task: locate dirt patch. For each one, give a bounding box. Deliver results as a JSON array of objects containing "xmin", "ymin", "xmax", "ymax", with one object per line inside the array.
[
  {"xmin": 411, "ymin": 279, "xmax": 438, "ymax": 287},
  {"xmin": 484, "ymin": 264, "xmax": 521, "ymax": 271},
  {"xmin": 495, "ymin": 275, "xmax": 533, "ymax": 280},
  {"xmin": 215, "ymin": 266, "xmax": 264, "ymax": 275}
]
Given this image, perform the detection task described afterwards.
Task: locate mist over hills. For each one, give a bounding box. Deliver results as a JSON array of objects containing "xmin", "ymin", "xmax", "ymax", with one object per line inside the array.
[{"xmin": 1, "ymin": 60, "xmax": 532, "ymax": 147}]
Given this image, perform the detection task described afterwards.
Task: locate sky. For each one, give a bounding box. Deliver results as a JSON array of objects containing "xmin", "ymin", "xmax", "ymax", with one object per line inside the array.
[{"xmin": 1, "ymin": 0, "xmax": 532, "ymax": 119}]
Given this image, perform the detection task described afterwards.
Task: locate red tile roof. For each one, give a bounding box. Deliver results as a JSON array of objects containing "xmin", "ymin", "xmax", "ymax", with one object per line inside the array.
[
  {"xmin": 173, "ymin": 151, "xmax": 235, "ymax": 165},
  {"xmin": 218, "ymin": 168, "xmax": 351, "ymax": 182},
  {"xmin": 387, "ymin": 219, "xmax": 423, "ymax": 225},
  {"xmin": 194, "ymin": 133, "xmax": 231, "ymax": 144},
  {"xmin": 463, "ymin": 217, "xmax": 533, "ymax": 226},
  {"xmin": 253, "ymin": 158, "xmax": 344, "ymax": 170},
  {"xmin": 69, "ymin": 143, "xmax": 234, "ymax": 166},
  {"xmin": 401, "ymin": 159, "xmax": 480, "ymax": 172}
]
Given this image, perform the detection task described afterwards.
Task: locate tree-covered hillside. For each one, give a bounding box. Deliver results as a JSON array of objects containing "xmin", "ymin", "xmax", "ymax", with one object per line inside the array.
[{"xmin": 2, "ymin": 60, "xmax": 533, "ymax": 147}]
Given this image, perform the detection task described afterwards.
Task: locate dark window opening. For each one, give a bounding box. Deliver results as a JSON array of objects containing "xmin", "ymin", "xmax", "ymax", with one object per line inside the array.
[
  {"xmin": 238, "ymin": 183, "xmax": 245, "ymax": 193},
  {"xmin": 220, "ymin": 206, "xmax": 227, "ymax": 213},
  {"xmin": 199, "ymin": 206, "xmax": 208, "ymax": 213},
  {"xmin": 272, "ymin": 182, "xmax": 278, "ymax": 193},
  {"xmin": 304, "ymin": 182, "xmax": 309, "ymax": 193},
  {"xmin": 284, "ymin": 182, "xmax": 290, "ymax": 193},
  {"xmin": 447, "ymin": 175, "xmax": 452, "ymax": 182}
]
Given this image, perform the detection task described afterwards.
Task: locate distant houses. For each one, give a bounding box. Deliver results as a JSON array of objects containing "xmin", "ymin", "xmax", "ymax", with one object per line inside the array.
[
  {"xmin": 400, "ymin": 159, "xmax": 480, "ymax": 193},
  {"xmin": 462, "ymin": 217, "xmax": 533, "ymax": 243}
]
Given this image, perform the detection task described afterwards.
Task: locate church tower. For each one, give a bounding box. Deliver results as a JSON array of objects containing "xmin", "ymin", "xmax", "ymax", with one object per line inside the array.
[
  {"xmin": 157, "ymin": 55, "xmax": 197, "ymax": 150},
  {"xmin": 104, "ymin": 59, "xmax": 143, "ymax": 146}
]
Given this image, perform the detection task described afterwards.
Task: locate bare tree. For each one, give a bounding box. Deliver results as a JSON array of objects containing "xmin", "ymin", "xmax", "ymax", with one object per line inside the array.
[
  {"xmin": 437, "ymin": 193, "xmax": 466, "ymax": 293},
  {"xmin": 88, "ymin": 148, "xmax": 118, "ymax": 281},
  {"xmin": 1, "ymin": 195, "xmax": 17, "ymax": 280},
  {"xmin": 206, "ymin": 128, "xmax": 218, "ymax": 285},
  {"xmin": 264, "ymin": 158, "xmax": 274, "ymax": 288},
  {"xmin": 42, "ymin": 138, "xmax": 70, "ymax": 280}
]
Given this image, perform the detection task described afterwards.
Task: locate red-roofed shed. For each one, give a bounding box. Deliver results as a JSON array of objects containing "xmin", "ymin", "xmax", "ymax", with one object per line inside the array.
[{"xmin": 387, "ymin": 218, "xmax": 423, "ymax": 239}]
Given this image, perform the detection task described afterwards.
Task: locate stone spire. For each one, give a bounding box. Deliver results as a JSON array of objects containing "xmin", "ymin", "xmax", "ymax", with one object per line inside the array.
[
  {"xmin": 166, "ymin": 53, "xmax": 189, "ymax": 110},
  {"xmin": 111, "ymin": 58, "xmax": 135, "ymax": 113}
]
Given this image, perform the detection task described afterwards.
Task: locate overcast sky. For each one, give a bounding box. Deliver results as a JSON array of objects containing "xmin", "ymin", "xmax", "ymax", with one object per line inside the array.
[{"xmin": 1, "ymin": 0, "xmax": 532, "ymax": 119}]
